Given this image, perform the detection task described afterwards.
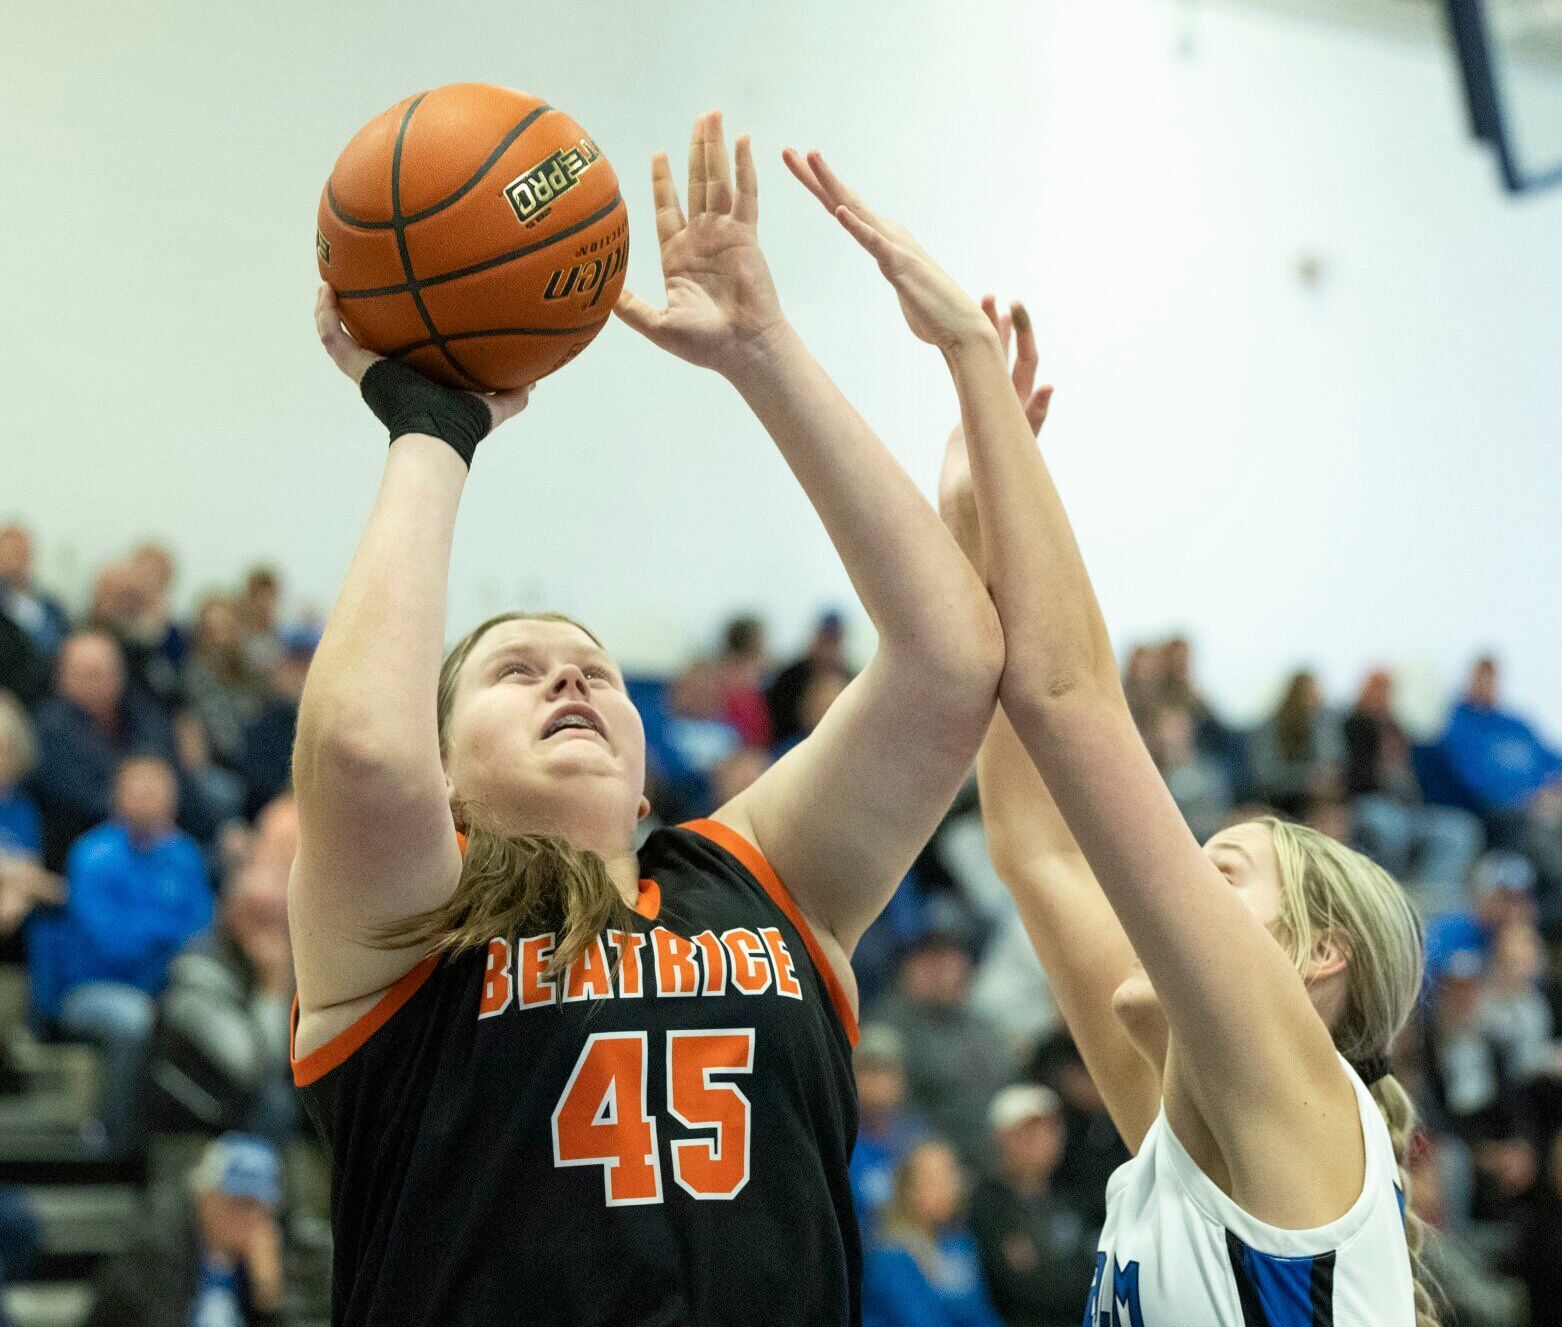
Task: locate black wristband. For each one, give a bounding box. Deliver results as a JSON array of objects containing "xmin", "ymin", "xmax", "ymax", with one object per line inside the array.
[{"xmin": 359, "ymin": 359, "xmax": 492, "ymax": 468}]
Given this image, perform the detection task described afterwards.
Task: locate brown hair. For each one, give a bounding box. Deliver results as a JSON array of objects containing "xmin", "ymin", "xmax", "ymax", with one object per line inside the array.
[
  {"xmin": 192, "ymin": 593, "xmax": 253, "ymax": 687},
  {"xmin": 1274, "ymin": 670, "xmax": 1319, "ymax": 762},
  {"xmin": 373, "ymin": 612, "xmax": 636, "ymax": 977},
  {"xmin": 1264, "ymin": 817, "xmax": 1443, "ymax": 1327}
]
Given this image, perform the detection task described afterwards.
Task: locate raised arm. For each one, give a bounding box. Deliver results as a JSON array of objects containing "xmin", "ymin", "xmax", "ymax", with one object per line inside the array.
[
  {"xmin": 938, "ymin": 304, "xmax": 1160, "ymax": 1150},
  {"xmin": 289, "ymin": 293, "xmax": 530, "ymax": 1024},
  {"xmin": 615, "ymin": 117, "xmax": 1002, "ymax": 972},
  {"xmin": 938, "ymin": 289, "xmax": 1356, "ymax": 1212}
]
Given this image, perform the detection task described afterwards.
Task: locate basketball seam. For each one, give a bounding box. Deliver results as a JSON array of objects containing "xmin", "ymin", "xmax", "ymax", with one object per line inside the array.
[
  {"xmin": 384, "ymin": 316, "xmax": 611, "ymax": 359},
  {"xmin": 334, "ymin": 194, "xmax": 625, "ymax": 301},
  {"xmin": 327, "ymin": 103, "xmax": 557, "ymax": 230},
  {"xmin": 387, "ymin": 93, "xmax": 480, "ymax": 389}
]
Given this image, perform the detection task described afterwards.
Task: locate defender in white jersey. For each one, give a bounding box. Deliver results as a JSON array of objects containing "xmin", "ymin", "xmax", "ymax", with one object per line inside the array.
[
  {"xmin": 902, "ymin": 277, "xmax": 1440, "ymax": 1326},
  {"xmin": 784, "ymin": 180, "xmax": 1438, "ymax": 1326},
  {"xmin": 1084, "ymin": 1055, "xmax": 1414, "ymax": 1325}
]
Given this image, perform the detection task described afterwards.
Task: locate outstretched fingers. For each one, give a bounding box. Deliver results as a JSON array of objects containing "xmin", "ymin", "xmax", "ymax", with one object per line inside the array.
[
  {"xmin": 651, "ymin": 150, "xmax": 685, "ymax": 244},
  {"xmin": 980, "ymin": 295, "xmax": 1013, "ymax": 355},
  {"xmin": 733, "ymin": 133, "xmax": 759, "ymax": 227},
  {"xmin": 687, "ymin": 113, "xmax": 710, "ymax": 218},
  {"xmin": 1010, "ymin": 301, "xmax": 1039, "ymax": 398},
  {"xmin": 782, "ymin": 146, "xmax": 832, "ymax": 211},
  {"xmin": 806, "ymin": 151, "xmax": 875, "ymax": 223},
  {"xmin": 703, "ymin": 111, "xmax": 734, "ymax": 215},
  {"xmin": 1026, "ymin": 385, "xmax": 1054, "ymax": 436},
  {"xmin": 834, "ymin": 202, "xmax": 896, "ymax": 265}
]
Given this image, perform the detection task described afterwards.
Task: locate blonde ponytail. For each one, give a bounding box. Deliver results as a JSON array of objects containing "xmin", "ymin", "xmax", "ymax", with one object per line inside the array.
[
  {"xmin": 1262, "ymin": 817, "xmax": 1444, "ymax": 1326},
  {"xmin": 1371, "ymin": 1074, "xmax": 1445, "ymax": 1327}
]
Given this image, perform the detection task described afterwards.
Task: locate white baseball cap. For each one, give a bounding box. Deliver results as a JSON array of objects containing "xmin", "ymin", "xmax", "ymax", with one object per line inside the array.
[{"xmin": 988, "ymin": 1084, "xmax": 1061, "ymax": 1134}]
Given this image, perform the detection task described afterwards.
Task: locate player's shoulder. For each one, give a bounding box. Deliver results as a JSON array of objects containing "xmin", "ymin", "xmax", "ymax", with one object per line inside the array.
[
  {"xmin": 639, "ymin": 819, "xmax": 719, "ymax": 867},
  {"xmin": 638, "ymin": 817, "xmax": 771, "ymax": 890}
]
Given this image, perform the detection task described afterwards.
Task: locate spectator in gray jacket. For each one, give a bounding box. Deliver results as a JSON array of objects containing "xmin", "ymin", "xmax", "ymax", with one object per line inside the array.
[
  {"xmin": 869, "ymin": 928, "xmax": 1017, "ymax": 1169},
  {"xmin": 149, "ymin": 796, "xmax": 298, "ymax": 1144}
]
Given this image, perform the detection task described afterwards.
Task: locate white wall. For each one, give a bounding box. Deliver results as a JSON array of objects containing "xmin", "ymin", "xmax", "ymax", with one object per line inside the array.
[{"xmin": 3, "ymin": 0, "xmax": 1559, "ymax": 733}]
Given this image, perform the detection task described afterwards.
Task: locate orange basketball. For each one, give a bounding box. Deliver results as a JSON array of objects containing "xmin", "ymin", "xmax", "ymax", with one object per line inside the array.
[{"xmin": 317, "ymin": 84, "xmax": 628, "ymax": 391}]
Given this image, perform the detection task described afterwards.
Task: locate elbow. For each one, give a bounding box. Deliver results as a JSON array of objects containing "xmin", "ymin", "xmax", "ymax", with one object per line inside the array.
[
  {"xmin": 921, "ymin": 598, "xmax": 1006, "ymax": 701},
  {"xmin": 997, "ymin": 658, "xmax": 1122, "ymax": 734}
]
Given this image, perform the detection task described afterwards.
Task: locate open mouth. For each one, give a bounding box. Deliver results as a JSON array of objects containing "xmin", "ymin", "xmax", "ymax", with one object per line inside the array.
[{"xmin": 543, "ymin": 706, "xmax": 606, "ymax": 741}]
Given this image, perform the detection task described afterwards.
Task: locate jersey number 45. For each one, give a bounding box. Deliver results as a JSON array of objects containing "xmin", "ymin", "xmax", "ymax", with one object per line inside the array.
[{"xmin": 551, "ymin": 1029, "xmax": 754, "ymax": 1205}]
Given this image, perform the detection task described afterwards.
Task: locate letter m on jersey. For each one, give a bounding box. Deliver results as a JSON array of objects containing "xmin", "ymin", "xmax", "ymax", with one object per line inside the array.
[{"xmin": 1083, "ymin": 1253, "xmax": 1146, "ymax": 1327}]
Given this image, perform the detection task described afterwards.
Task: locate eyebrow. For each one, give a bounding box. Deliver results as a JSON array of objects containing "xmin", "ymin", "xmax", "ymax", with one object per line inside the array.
[
  {"xmin": 482, "ymin": 642, "xmax": 538, "ymax": 668},
  {"xmin": 483, "ymin": 641, "xmax": 617, "ymax": 675},
  {"xmin": 1209, "ymin": 841, "xmax": 1255, "ymax": 866}
]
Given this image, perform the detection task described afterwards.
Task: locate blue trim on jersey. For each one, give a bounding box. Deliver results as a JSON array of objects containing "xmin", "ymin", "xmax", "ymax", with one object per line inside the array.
[
  {"xmin": 1224, "ymin": 1230, "xmax": 1336, "ymax": 1327},
  {"xmin": 1394, "ymin": 1184, "xmax": 1406, "ymax": 1227}
]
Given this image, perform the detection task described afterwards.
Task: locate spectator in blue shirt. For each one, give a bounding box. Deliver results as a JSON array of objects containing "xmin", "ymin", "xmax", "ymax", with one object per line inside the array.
[
  {"xmin": 54, "ymin": 755, "xmax": 213, "ymax": 1155},
  {"xmin": 863, "ymin": 1139, "xmax": 1002, "ymax": 1327},
  {"xmin": 1439, "ymin": 656, "xmax": 1562, "ymax": 848},
  {"xmin": 851, "ymin": 1024, "xmax": 928, "ymax": 1239}
]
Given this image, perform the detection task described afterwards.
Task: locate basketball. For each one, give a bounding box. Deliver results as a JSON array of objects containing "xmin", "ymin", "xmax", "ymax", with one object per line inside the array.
[{"xmin": 317, "ymin": 83, "xmax": 628, "ymax": 391}]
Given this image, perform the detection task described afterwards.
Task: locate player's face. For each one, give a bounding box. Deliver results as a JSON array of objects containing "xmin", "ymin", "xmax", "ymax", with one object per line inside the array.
[
  {"xmin": 1112, "ymin": 823, "xmax": 1286, "ymax": 1053},
  {"xmin": 1204, "ymin": 823, "xmax": 1285, "ymax": 928},
  {"xmin": 998, "ymin": 1113, "xmax": 1064, "ymax": 1180},
  {"xmin": 445, "ymin": 619, "xmax": 649, "ymax": 837}
]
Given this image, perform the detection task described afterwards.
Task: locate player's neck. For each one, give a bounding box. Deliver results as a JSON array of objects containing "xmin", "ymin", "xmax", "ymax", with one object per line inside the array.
[{"xmin": 602, "ymin": 850, "xmax": 645, "ymax": 909}]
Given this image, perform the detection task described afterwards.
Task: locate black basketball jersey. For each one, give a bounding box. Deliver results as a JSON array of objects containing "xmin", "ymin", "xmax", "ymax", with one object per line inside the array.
[{"xmin": 292, "ymin": 818, "xmax": 861, "ymax": 1326}]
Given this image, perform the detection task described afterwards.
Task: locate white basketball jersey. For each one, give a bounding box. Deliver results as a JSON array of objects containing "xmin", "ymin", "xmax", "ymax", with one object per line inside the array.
[{"xmin": 1083, "ymin": 1057, "xmax": 1415, "ymax": 1326}]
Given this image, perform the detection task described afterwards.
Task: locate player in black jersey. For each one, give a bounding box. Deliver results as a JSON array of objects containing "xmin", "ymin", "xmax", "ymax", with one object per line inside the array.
[{"xmin": 293, "ymin": 112, "xmax": 1018, "ymax": 1327}]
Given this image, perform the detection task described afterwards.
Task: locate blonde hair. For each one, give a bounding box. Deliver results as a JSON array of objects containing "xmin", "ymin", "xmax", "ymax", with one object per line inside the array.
[
  {"xmin": 876, "ymin": 1141, "xmax": 955, "ymax": 1283},
  {"xmin": 1260, "ymin": 816, "xmax": 1442, "ymax": 1327},
  {"xmin": 372, "ymin": 612, "xmax": 635, "ymax": 978}
]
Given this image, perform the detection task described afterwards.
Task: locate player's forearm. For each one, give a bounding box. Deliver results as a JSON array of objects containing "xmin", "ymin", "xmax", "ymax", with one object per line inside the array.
[
  {"xmin": 949, "ymin": 342, "xmax": 1119, "ymax": 708},
  {"xmin": 942, "ymin": 466, "xmax": 1094, "ymax": 869},
  {"xmin": 975, "ymin": 706, "xmax": 1085, "ymax": 875},
  {"xmin": 296, "ymin": 436, "xmax": 466, "ymax": 765},
  {"xmin": 727, "ymin": 327, "xmax": 999, "ymax": 681}
]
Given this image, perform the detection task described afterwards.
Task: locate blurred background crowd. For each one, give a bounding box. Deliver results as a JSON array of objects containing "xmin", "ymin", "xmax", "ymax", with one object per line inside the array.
[{"xmin": 1, "ymin": 520, "xmax": 1560, "ymax": 1325}]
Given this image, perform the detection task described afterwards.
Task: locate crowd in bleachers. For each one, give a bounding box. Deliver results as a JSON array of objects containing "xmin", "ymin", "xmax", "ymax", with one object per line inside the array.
[{"xmin": 3, "ymin": 515, "xmax": 1562, "ymax": 1325}]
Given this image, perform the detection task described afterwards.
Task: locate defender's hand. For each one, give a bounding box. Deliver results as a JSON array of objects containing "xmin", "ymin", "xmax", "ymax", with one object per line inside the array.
[
  {"xmin": 940, "ymin": 296, "xmax": 1054, "ymax": 507},
  {"xmin": 784, "ymin": 148, "xmax": 991, "ymax": 354}
]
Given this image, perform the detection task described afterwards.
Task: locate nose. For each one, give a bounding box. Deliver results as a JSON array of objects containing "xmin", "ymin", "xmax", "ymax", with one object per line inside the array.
[{"xmin": 546, "ymin": 664, "xmax": 591, "ymax": 701}]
